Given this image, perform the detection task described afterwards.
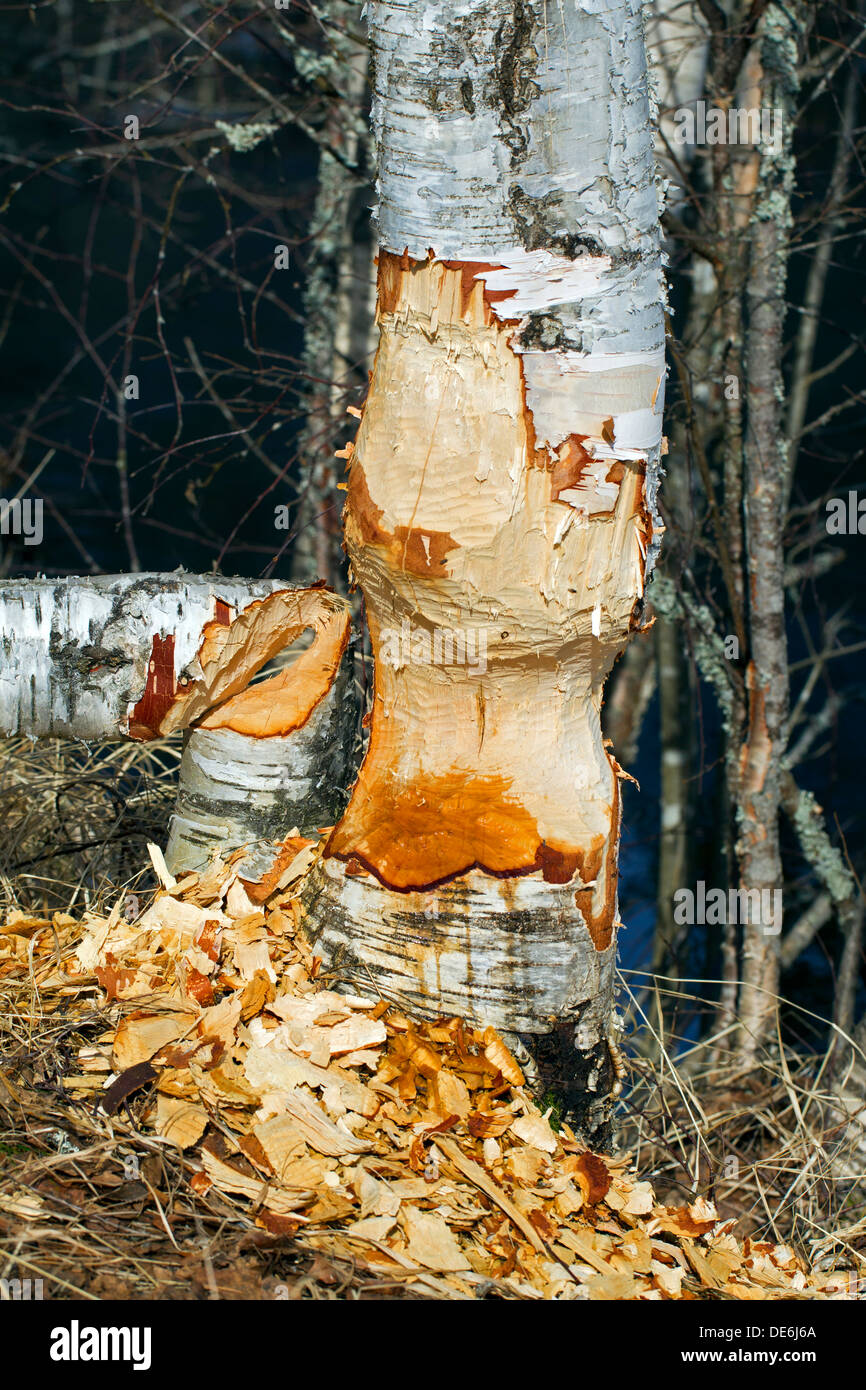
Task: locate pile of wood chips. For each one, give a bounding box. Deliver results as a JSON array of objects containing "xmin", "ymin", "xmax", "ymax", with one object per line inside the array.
[{"xmin": 3, "ymin": 842, "xmax": 847, "ymax": 1300}]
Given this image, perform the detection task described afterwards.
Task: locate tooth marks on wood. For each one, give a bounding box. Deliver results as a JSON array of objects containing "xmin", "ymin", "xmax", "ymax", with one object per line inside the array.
[{"xmin": 0, "ymin": 574, "xmax": 356, "ymax": 885}]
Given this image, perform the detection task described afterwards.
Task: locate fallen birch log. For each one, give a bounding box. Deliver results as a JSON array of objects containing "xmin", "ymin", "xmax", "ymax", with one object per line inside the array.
[{"xmin": 0, "ymin": 574, "xmax": 355, "ymax": 889}]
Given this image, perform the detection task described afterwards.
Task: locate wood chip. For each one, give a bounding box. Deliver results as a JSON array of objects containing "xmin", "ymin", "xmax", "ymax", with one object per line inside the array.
[
  {"xmin": 156, "ymin": 1096, "xmax": 209, "ymax": 1150},
  {"xmin": 276, "ymin": 1089, "xmax": 371, "ymax": 1158},
  {"xmin": 510, "ymin": 1111, "xmax": 558, "ymax": 1154},
  {"xmin": 112, "ymin": 1013, "xmax": 191, "ymax": 1070},
  {"xmin": 436, "ymin": 1136, "xmax": 546, "ymax": 1254},
  {"xmin": 199, "ymin": 1150, "xmax": 312, "ymax": 1215},
  {"xmin": 147, "ymin": 842, "xmax": 178, "ymax": 892},
  {"xmin": 401, "ymin": 1208, "xmax": 471, "ymax": 1272}
]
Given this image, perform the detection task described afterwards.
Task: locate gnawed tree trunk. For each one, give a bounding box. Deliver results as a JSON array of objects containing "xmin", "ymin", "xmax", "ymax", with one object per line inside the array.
[
  {"xmin": 0, "ymin": 575, "xmax": 354, "ymax": 894},
  {"xmin": 302, "ymin": 0, "xmax": 666, "ymax": 1137}
]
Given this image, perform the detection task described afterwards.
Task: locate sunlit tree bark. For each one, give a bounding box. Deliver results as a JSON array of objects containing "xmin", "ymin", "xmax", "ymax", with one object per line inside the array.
[{"xmin": 303, "ymin": 0, "xmax": 666, "ymax": 1134}]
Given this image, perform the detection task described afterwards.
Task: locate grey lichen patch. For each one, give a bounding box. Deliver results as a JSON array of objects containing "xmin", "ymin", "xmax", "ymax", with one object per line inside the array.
[
  {"xmin": 785, "ymin": 783, "xmax": 854, "ymax": 905},
  {"xmin": 215, "ymin": 120, "xmax": 279, "ymax": 154},
  {"xmin": 520, "ymin": 312, "xmax": 584, "ymax": 353},
  {"xmin": 50, "ymin": 637, "xmax": 130, "ymax": 681},
  {"xmin": 652, "ymin": 575, "xmax": 738, "ymax": 736}
]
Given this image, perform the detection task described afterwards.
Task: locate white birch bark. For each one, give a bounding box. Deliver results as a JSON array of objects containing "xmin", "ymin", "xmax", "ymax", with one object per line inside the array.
[
  {"xmin": 303, "ymin": 0, "xmax": 666, "ymax": 1133},
  {"xmin": 0, "ymin": 574, "xmax": 353, "ymax": 886}
]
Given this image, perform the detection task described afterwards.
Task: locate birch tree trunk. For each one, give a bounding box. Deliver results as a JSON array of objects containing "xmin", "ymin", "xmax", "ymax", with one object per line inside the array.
[
  {"xmin": 0, "ymin": 575, "xmax": 353, "ymax": 894},
  {"xmin": 302, "ymin": 0, "xmax": 666, "ymax": 1135}
]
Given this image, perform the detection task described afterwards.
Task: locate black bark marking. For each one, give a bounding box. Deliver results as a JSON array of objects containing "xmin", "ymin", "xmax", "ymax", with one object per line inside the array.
[
  {"xmin": 520, "ymin": 312, "xmax": 584, "ymax": 353},
  {"xmin": 514, "ymin": 1015, "xmax": 615, "ymax": 1149},
  {"xmin": 493, "ymin": 0, "xmax": 538, "ymax": 118},
  {"xmin": 506, "ymin": 184, "xmax": 608, "ymax": 260}
]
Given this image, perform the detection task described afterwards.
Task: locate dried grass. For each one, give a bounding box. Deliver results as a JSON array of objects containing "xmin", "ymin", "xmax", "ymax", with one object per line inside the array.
[
  {"xmin": 0, "ymin": 737, "xmax": 863, "ymax": 1300},
  {"xmin": 0, "ymin": 735, "xmax": 180, "ymax": 915},
  {"xmin": 618, "ymin": 974, "xmax": 866, "ymax": 1280}
]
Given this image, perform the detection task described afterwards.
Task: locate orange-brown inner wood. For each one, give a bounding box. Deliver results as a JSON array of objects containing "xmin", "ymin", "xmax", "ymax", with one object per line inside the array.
[
  {"xmin": 349, "ymin": 461, "xmax": 458, "ymax": 578},
  {"xmin": 327, "ymin": 772, "xmax": 618, "ymax": 948},
  {"xmin": 129, "ymin": 590, "xmax": 349, "ymax": 740},
  {"xmin": 200, "ymin": 609, "xmax": 349, "ymax": 738},
  {"xmin": 129, "ymin": 634, "xmax": 190, "ymax": 740}
]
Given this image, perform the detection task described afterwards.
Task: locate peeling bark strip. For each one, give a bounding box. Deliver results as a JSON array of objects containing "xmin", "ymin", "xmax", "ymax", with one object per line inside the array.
[
  {"xmin": 303, "ymin": 0, "xmax": 666, "ymax": 1135},
  {"xmin": 0, "ymin": 574, "xmax": 354, "ymax": 879}
]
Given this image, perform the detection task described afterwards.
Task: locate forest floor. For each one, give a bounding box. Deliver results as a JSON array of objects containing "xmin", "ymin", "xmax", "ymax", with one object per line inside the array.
[{"xmin": 1, "ymin": 738, "xmax": 864, "ymax": 1301}]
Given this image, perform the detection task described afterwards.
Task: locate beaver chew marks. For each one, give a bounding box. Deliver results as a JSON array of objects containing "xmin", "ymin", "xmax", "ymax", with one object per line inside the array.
[
  {"xmin": 128, "ymin": 587, "xmax": 350, "ymax": 740},
  {"xmin": 316, "ymin": 254, "xmax": 644, "ymax": 966}
]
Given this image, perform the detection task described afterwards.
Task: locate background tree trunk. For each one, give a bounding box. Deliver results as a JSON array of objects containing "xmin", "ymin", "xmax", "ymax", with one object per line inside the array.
[
  {"xmin": 734, "ymin": 6, "xmax": 803, "ymax": 1057},
  {"xmin": 293, "ymin": 2, "xmax": 376, "ymax": 590},
  {"xmin": 303, "ymin": 0, "xmax": 666, "ymax": 1138}
]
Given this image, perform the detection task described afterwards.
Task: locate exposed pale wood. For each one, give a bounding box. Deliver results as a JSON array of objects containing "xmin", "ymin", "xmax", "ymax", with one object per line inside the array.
[{"xmin": 303, "ymin": 0, "xmax": 666, "ymax": 1136}]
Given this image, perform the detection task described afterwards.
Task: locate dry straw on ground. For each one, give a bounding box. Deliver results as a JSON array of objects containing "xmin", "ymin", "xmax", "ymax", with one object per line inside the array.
[{"xmin": 1, "ymin": 809, "xmax": 864, "ymax": 1301}]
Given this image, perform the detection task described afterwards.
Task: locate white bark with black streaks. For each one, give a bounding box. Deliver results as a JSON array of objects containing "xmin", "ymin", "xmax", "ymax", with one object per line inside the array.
[
  {"xmin": 303, "ymin": 0, "xmax": 666, "ymax": 1135},
  {"xmin": 0, "ymin": 574, "xmax": 354, "ymax": 882},
  {"xmin": 371, "ymin": 0, "xmax": 666, "ymax": 563},
  {"xmin": 165, "ymin": 661, "xmax": 355, "ymax": 880}
]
